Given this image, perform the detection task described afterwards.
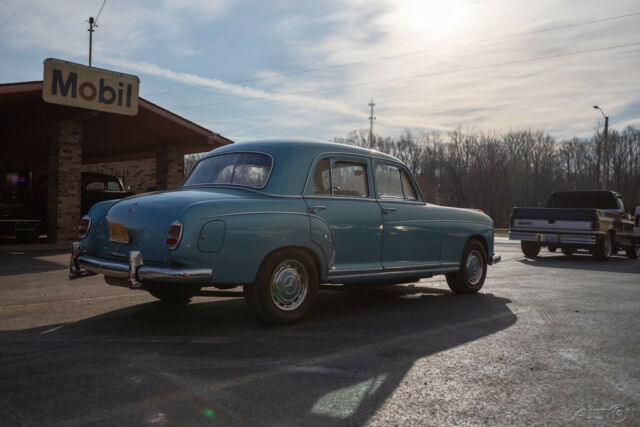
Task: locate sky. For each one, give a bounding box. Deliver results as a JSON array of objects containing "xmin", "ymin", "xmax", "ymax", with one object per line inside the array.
[{"xmin": 1, "ymin": 0, "xmax": 639, "ymax": 143}]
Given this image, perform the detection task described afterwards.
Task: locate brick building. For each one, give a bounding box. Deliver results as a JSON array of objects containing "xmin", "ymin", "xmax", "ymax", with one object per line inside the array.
[{"xmin": 0, "ymin": 81, "xmax": 232, "ymax": 243}]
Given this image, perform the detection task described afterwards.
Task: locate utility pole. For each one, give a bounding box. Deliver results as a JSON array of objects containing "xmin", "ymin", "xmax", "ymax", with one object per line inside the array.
[
  {"xmin": 88, "ymin": 16, "xmax": 96, "ymax": 67},
  {"xmin": 368, "ymin": 98, "xmax": 376, "ymax": 146},
  {"xmin": 593, "ymin": 105, "xmax": 609, "ymax": 190}
]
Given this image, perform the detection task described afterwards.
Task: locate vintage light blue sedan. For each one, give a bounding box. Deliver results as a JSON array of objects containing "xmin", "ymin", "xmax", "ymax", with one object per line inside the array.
[{"xmin": 70, "ymin": 140, "xmax": 501, "ymax": 323}]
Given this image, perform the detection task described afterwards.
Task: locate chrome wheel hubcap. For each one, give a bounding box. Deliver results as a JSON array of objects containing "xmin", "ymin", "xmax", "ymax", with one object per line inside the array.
[
  {"xmin": 466, "ymin": 250, "xmax": 484, "ymax": 285},
  {"xmin": 270, "ymin": 259, "xmax": 308, "ymax": 311}
]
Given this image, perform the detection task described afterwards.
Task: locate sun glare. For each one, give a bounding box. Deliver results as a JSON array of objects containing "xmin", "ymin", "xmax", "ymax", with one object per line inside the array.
[{"xmin": 392, "ymin": 0, "xmax": 467, "ymax": 40}]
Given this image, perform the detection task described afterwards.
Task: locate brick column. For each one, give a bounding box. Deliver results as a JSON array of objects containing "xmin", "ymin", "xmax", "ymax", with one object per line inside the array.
[
  {"xmin": 156, "ymin": 143, "xmax": 184, "ymax": 190},
  {"xmin": 48, "ymin": 120, "xmax": 82, "ymax": 243}
]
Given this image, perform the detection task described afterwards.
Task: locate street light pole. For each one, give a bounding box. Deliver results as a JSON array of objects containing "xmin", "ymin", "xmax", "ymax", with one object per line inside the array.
[{"xmin": 593, "ymin": 105, "xmax": 609, "ymax": 190}]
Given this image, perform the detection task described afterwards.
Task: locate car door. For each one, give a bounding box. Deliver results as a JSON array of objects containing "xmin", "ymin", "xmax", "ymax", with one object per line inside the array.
[
  {"xmin": 304, "ymin": 155, "xmax": 383, "ymax": 273},
  {"xmin": 374, "ymin": 161, "xmax": 441, "ymax": 270}
]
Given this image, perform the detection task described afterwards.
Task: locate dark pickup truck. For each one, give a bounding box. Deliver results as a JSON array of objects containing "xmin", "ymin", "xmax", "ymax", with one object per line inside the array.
[{"xmin": 509, "ymin": 191, "xmax": 640, "ymax": 260}]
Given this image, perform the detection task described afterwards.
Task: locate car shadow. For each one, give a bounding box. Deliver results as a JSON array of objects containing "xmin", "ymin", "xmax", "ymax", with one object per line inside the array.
[
  {"xmin": 519, "ymin": 253, "xmax": 640, "ymax": 274},
  {"xmin": 0, "ymin": 285, "xmax": 516, "ymax": 426}
]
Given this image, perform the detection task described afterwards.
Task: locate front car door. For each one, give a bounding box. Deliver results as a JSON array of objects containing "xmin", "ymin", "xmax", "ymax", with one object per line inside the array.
[
  {"xmin": 374, "ymin": 161, "xmax": 442, "ymax": 270},
  {"xmin": 304, "ymin": 155, "xmax": 383, "ymax": 274}
]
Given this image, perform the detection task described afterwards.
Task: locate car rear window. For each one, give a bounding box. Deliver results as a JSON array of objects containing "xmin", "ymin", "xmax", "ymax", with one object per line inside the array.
[{"xmin": 183, "ymin": 153, "xmax": 272, "ymax": 189}]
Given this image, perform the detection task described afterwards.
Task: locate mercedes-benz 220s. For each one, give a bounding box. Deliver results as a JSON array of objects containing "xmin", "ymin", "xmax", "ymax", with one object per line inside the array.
[{"xmin": 70, "ymin": 140, "xmax": 501, "ymax": 323}]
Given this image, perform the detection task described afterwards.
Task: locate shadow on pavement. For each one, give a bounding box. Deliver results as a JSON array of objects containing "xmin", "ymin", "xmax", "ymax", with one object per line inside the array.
[
  {"xmin": 0, "ymin": 247, "xmax": 69, "ymax": 277},
  {"xmin": 518, "ymin": 253, "xmax": 640, "ymax": 274},
  {"xmin": 0, "ymin": 286, "xmax": 516, "ymax": 426}
]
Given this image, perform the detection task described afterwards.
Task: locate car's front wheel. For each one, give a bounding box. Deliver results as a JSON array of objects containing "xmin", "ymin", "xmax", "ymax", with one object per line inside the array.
[
  {"xmin": 146, "ymin": 283, "xmax": 200, "ymax": 304},
  {"xmin": 244, "ymin": 249, "xmax": 319, "ymax": 324},
  {"xmin": 446, "ymin": 239, "xmax": 487, "ymax": 294}
]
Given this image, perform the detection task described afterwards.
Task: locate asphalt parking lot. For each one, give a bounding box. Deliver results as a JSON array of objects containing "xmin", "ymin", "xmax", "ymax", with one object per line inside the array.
[{"xmin": 0, "ymin": 239, "xmax": 638, "ymax": 426}]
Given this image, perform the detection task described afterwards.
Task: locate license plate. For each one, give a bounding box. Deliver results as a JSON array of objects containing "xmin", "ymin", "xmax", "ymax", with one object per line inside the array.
[
  {"xmin": 542, "ymin": 234, "xmax": 558, "ymax": 243},
  {"xmin": 108, "ymin": 222, "xmax": 130, "ymax": 244}
]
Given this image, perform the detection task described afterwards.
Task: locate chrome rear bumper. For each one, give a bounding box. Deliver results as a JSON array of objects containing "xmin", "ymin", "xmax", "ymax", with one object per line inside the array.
[
  {"xmin": 69, "ymin": 242, "xmax": 212, "ymax": 289},
  {"xmin": 509, "ymin": 231, "xmax": 597, "ymax": 245}
]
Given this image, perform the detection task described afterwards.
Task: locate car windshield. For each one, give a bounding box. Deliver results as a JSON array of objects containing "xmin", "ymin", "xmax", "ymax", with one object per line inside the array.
[{"xmin": 183, "ymin": 152, "xmax": 272, "ymax": 189}]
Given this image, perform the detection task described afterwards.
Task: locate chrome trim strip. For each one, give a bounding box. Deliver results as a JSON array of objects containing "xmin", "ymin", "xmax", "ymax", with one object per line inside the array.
[
  {"xmin": 382, "ymin": 262, "xmax": 444, "ymax": 271},
  {"xmin": 329, "ymin": 266, "xmax": 459, "ymax": 281}
]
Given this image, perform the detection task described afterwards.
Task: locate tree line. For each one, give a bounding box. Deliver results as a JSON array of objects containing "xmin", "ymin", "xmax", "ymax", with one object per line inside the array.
[{"xmin": 334, "ymin": 126, "xmax": 640, "ymax": 227}]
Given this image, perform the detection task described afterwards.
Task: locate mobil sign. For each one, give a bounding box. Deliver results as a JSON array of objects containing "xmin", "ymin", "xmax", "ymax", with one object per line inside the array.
[{"xmin": 42, "ymin": 58, "xmax": 139, "ymax": 116}]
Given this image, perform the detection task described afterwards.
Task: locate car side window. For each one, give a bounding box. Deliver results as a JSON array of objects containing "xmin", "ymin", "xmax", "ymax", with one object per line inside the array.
[
  {"xmin": 85, "ymin": 181, "xmax": 105, "ymax": 191},
  {"xmin": 375, "ymin": 163, "xmax": 419, "ymax": 201},
  {"xmin": 311, "ymin": 158, "xmax": 369, "ymax": 197},
  {"xmin": 106, "ymin": 181, "xmax": 121, "ymax": 191},
  {"xmin": 312, "ymin": 158, "xmax": 331, "ymax": 195},
  {"xmin": 375, "ymin": 164, "xmax": 403, "ymax": 199},
  {"xmin": 400, "ymin": 170, "xmax": 418, "ymax": 201}
]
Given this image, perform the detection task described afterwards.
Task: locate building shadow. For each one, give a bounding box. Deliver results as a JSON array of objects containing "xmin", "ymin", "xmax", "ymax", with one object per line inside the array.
[{"xmin": 0, "ymin": 285, "xmax": 517, "ymax": 426}]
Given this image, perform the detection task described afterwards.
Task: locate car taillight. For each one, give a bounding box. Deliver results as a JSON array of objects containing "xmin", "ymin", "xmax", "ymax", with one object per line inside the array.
[
  {"xmin": 78, "ymin": 215, "xmax": 91, "ymax": 238},
  {"xmin": 166, "ymin": 220, "xmax": 183, "ymax": 250},
  {"xmin": 591, "ymin": 221, "xmax": 599, "ymax": 231}
]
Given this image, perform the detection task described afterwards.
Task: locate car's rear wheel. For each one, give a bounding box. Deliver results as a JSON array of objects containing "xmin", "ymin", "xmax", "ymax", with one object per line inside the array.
[
  {"xmin": 521, "ymin": 241, "xmax": 541, "ymax": 258},
  {"xmin": 146, "ymin": 283, "xmax": 200, "ymax": 304},
  {"xmin": 593, "ymin": 233, "xmax": 613, "ymax": 260},
  {"xmin": 626, "ymin": 246, "xmax": 640, "ymax": 259},
  {"xmin": 446, "ymin": 239, "xmax": 487, "ymax": 294},
  {"xmin": 244, "ymin": 249, "xmax": 318, "ymax": 324}
]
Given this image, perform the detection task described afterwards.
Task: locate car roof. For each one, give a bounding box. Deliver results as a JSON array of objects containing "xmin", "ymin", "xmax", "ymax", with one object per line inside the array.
[
  {"xmin": 201, "ymin": 139, "xmax": 404, "ymax": 195},
  {"xmin": 207, "ymin": 139, "xmax": 400, "ymax": 162}
]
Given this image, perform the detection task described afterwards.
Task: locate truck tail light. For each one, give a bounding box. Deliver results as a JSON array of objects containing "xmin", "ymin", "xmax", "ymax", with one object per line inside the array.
[
  {"xmin": 78, "ymin": 215, "xmax": 91, "ymax": 238},
  {"xmin": 166, "ymin": 221, "xmax": 183, "ymax": 250},
  {"xmin": 591, "ymin": 221, "xmax": 599, "ymax": 231}
]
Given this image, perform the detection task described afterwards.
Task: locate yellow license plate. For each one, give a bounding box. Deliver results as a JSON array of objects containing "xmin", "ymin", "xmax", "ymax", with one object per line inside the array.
[{"xmin": 108, "ymin": 222, "xmax": 130, "ymax": 244}]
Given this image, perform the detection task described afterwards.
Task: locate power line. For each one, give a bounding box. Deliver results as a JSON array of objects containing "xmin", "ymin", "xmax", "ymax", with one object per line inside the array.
[
  {"xmin": 145, "ymin": 11, "xmax": 640, "ymax": 97},
  {"xmin": 170, "ymin": 41, "xmax": 640, "ymax": 111},
  {"xmin": 95, "ymin": 0, "xmax": 107, "ymax": 24}
]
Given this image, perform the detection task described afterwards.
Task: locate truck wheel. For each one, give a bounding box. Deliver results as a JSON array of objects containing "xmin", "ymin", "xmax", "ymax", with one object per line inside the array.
[
  {"xmin": 561, "ymin": 247, "xmax": 574, "ymax": 256},
  {"xmin": 548, "ymin": 245, "xmax": 557, "ymax": 253},
  {"xmin": 146, "ymin": 283, "xmax": 200, "ymax": 304},
  {"xmin": 593, "ymin": 233, "xmax": 613, "ymax": 260},
  {"xmin": 244, "ymin": 249, "xmax": 319, "ymax": 324},
  {"xmin": 521, "ymin": 241, "xmax": 541, "ymax": 258},
  {"xmin": 446, "ymin": 239, "xmax": 487, "ymax": 294},
  {"xmin": 626, "ymin": 247, "xmax": 640, "ymax": 259}
]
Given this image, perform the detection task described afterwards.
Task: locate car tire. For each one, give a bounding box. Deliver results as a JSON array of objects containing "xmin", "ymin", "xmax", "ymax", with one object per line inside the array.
[
  {"xmin": 593, "ymin": 233, "xmax": 613, "ymax": 260},
  {"xmin": 548, "ymin": 245, "xmax": 557, "ymax": 253},
  {"xmin": 561, "ymin": 247, "xmax": 574, "ymax": 256},
  {"xmin": 446, "ymin": 239, "xmax": 487, "ymax": 294},
  {"xmin": 244, "ymin": 249, "xmax": 319, "ymax": 324},
  {"xmin": 626, "ymin": 246, "xmax": 640, "ymax": 259},
  {"xmin": 521, "ymin": 241, "xmax": 541, "ymax": 258},
  {"xmin": 146, "ymin": 283, "xmax": 200, "ymax": 304}
]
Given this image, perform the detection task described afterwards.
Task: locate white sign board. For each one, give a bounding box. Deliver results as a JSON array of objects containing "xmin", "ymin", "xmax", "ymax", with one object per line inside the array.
[{"xmin": 42, "ymin": 58, "xmax": 139, "ymax": 116}]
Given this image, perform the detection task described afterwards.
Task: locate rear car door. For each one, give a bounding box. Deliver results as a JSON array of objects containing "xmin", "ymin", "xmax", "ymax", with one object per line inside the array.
[{"xmin": 304, "ymin": 156, "xmax": 383, "ymax": 273}]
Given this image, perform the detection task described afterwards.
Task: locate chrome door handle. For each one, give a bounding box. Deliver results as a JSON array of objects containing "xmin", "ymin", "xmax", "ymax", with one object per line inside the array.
[
  {"xmin": 382, "ymin": 207, "xmax": 397, "ymax": 215},
  {"xmin": 308, "ymin": 205, "xmax": 327, "ymax": 214}
]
